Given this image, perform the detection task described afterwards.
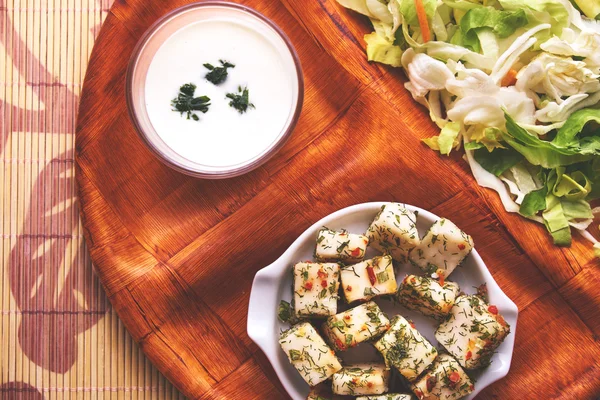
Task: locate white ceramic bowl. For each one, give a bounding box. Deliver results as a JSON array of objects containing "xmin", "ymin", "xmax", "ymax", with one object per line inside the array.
[
  {"xmin": 126, "ymin": 2, "xmax": 303, "ymax": 179},
  {"xmin": 247, "ymin": 202, "xmax": 518, "ymax": 399}
]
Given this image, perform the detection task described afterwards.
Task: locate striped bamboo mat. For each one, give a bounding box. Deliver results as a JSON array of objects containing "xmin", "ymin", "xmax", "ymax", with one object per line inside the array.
[{"xmin": 1, "ymin": 0, "xmax": 185, "ymax": 398}]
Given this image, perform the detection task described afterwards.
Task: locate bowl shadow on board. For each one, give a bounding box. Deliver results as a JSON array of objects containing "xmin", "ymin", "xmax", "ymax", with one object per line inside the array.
[{"xmin": 247, "ymin": 202, "xmax": 518, "ymax": 400}]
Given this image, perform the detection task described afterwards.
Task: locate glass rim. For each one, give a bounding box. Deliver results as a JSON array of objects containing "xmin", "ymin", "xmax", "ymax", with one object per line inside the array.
[{"xmin": 126, "ymin": 1, "xmax": 304, "ymax": 179}]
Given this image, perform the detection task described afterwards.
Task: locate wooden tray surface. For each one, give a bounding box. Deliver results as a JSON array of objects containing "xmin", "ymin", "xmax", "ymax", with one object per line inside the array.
[{"xmin": 75, "ymin": 0, "xmax": 600, "ymax": 398}]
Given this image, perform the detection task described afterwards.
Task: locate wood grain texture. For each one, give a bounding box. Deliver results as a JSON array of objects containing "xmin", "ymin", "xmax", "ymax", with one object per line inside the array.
[{"xmin": 75, "ymin": 0, "xmax": 600, "ymax": 398}]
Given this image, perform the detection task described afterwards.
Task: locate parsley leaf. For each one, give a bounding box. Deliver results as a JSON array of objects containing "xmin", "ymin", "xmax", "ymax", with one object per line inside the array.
[
  {"xmin": 203, "ymin": 60, "xmax": 235, "ymax": 85},
  {"xmin": 226, "ymin": 86, "xmax": 255, "ymax": 114},
  {"xmin": 170, "ymin": 83, "xmax": 210, "ymax": 121}
]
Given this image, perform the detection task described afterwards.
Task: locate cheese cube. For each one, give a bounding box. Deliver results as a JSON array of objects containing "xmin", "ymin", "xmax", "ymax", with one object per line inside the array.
[
  {"xmin": 315, "ymin": 228, "xmax": 369, "ymax": 263},
  {"xmin": 397, "ymin": 275, "xmax": 460, "ymax": 320},
  {"xmin": 322, "ymin": 301, "xmax": 391, "ymax": 351},
  {"xmin": 409, "ymin": 219, "xmax": 473, "ymax": 279},
  {"xmin": 374, "ymin": 316, "xmax": 438, "ymax": 382},
  {"xmin": 356, "ymin": 395, "xmax": 413, "ymax": 400},
  {"xmin": 435, "ymin": 295, "xmax": 510, "ymax": 370},
  {"xmin": 411, "ymin": 354, "xmax": 474, "ymax": 400},
  {"xmin": 279, "ymin": 322, "xmax": 342, "ymax": 386},
  {"xmin": 340, "ymin": 255, "xmax": 397, "ymax": 303},
  {"xmin": 332, "ymin": 364, "xmax": 390, "ymax": 396},
  {"xmin": 294, "ymin": 262, "xmax": 340, "ymax": 317},
  {"xmin": 366, "ymin": 203, "xmax": 420, "ymax": 263}
]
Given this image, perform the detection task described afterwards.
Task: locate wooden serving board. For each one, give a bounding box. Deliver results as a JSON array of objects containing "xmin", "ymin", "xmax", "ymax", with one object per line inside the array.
[{"xmin": 75, "ymin": 0, "xmax": 600, "ymax": 398}]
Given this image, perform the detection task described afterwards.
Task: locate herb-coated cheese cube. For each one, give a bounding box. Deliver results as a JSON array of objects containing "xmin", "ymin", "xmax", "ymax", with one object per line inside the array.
[
  {"xmin": 411, "ymin": 354, "xmax": 474, "ymax": 400},
  {"xmin": 294, "ymin": 262, "xmax": 340, "ymax": 317},
  {"xmin": 435, "ymin": 295, "xmax": 510, "ymax": 370},
  {"xmin": 322, "ymin": 301, "xmax": 391, "ymax": 351},
  {"xmin": 340, "ymin": 255, "xmax": 397, "ymax": 303},
  {"xmin": 398, "ymin": 275, "xmax": 460, "ymax": 320},
  {"xmin": 279, "ymin": 322, "xmax": 342, "ymax": 386},
  {"xmin": 409, "ymin": 219, "xmax": 473, "ymax": 279},
  {"xmin": 356, "ymin": 395, "xmax": 413, "ymax": 400},
  {"xmin": 374, "ymin": 315, "xmax": 438, "ymax": 382},
  {"xmin": 366, "ymin": 203, "xmax": 420, "ymax": 263},
  {"xmin": 332, "ymin": 364, "xmax": 390, "ymax": 396},
  {"xmin": 315, "ymin": 228, "xmax": 369, "ymax": 263}
]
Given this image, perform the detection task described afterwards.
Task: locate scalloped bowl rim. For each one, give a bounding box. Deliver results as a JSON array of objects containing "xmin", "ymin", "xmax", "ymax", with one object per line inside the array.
[{"xmin": 247, "ymin": 202, "xmax": 518, "ymax": 399}]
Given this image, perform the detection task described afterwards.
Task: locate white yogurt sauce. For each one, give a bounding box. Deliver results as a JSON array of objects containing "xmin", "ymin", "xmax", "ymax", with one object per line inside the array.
[{"xmin": 144, "ymin": 14, "xmax": 298, "ymax": 169}]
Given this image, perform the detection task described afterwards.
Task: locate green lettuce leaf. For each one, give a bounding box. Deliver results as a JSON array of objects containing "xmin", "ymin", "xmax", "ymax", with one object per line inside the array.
[
  {"xmin": 473, "ymin": 147, "xmax": 524, "ymax": 176},
  {"xmin": 520, "ymin": 186, "xmax": 548, "ymax": 216},
  {"xmin": 542, "ymin": 194, "xmax": 572, "ymax": 246},
  {"xmin": 580, "ymin": 158, "xmax": 600, "ymax": 200},
  {"xmin": 465, "ymin": 141, "xmax": 485, "ymax": 150},
  {"xmin": 443, "ymin": 0, "xmax": 486, "ymax": 11},
  {"xmin": 364, "ymin": 32, "xmax": 403, "ymax": 66},
  {"xmin": 400, "ymin": 0, "xmax": 437, "ymax": 26},
  {"xmin": 502, "ymin": 112, "xmax": 599, "ymax": 169},
  {"xmin": 552, "ymin": 168, "xmax": 592, "ymax": 200},
  {"xmin": 460, "ymin": 7, "xmax": 528, "ymax": 52},
  {"xmin": 498, "ymin": 0, "xmax": 569, "ymax": 35},
  {"xmin": 422, "ymin": 121, "xmax": 462, "ymax": 155},
  {"xmin": 553, "ymin": 109, "xmax": 600, "ymax": 147},
  {"xmin": 571, "ymin": 0, "xmax": 600, "ymax": 19},
  {"xmin": 561, "ymin": 199, "xmax": 593, "ymax": 220}
]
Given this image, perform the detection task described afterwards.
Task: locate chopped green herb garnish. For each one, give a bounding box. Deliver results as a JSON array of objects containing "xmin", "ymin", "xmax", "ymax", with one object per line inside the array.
[
  {"xmin": 170, "ymin": 83, "xmax": 210, "ymax": 121},
  {"xmin": 203, "ymin": 60, "xmax": 235, "ymax": 85},
  {"xmin": 345, "ymin": 334, "xmax": 353, "ymax": 346},
  {"xmin": 226, "ymin": 86, "xmax": 255, "ymax": 114},
  {"xmin": 376, "ymin": 271, "xmax": 389, "ymax": 283},
  {"xmin": 289, "ymin": 349, "xmax": 302, "ymax": 361},
  {"xmin": 277, "ymin": 300, "xmax": 300, "ymax": 324}
]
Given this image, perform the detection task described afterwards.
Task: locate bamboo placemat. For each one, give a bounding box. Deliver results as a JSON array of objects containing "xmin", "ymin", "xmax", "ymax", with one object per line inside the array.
[{"xmin": 1, "ymin": 0, "xmax": 185, "ymax": 398}]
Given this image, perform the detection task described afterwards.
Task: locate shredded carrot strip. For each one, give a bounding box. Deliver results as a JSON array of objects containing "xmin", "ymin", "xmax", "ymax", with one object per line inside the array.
[
  {"xmin": 414, "ymin": 0, "xmax": 431, "ymax": 43},
  {"xmin": 501, "ymin": 69, "xmax": 519, "ymax": 87}
]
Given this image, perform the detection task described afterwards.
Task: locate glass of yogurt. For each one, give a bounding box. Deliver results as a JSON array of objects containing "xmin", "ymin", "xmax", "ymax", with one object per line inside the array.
[{"xmin": 127, "ymin": 1, "xmax": 304, "ymax": 179}]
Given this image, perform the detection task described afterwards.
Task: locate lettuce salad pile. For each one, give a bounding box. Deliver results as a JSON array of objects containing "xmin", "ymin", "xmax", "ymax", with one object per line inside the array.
[{"xmin": 338, "ymin": 0, "xmax": 600, "ymax": 254}]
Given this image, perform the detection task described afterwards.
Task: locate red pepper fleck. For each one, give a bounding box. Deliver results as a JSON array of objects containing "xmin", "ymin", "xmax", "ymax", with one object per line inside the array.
[
  {"xmin": 350, "ymin": 247, "xmax": 362, "ymax": 258},
  {"xmin": 497, "ymin": 314, "xmax": 508, "ymax": 327},
  {"xmin": 321, "ymin": 279, "xmax": 328, "ymax": 288},
  {"xmin": 367, "ymin": 382, "xmax": 373, "ymax": 388},
  {"xmin": 438, "ymin": 274, "xmax": 445, "ymax": 287},
  {"xmin": 346, "ymin": 285, "xmax": 352, "ymax": 292},
  {"xmin": 317, "ymin": 270, "xmax": 328, "ymax": 279},
  {"xmin": 344, "ymin": 315, "xmax": 351, "ymax": 320},
  {"xmin": 488, "ymin": 305, "xmax": 498, "ymax": 315},
  {"xmin": 363, "ymin": 238, "xmax": 369, "ymax": 245},
  {"xmin": 449, "ymin": 371, "xmax": 460, "ymax": 383},
  {"xmin": 414, "ymin": 389, "xmax": 424, "ymax": 399},
  {"xmin": 366, "ymin": 266, "xmax": 377, "ymax": 286},
  {"xmin": 470, "ymin": 385, "xmax": 475, "ymax": 391},
  {"xmin": 411, "ymin": 276, "xmax": 417, "ymax": 284},
  {"xmin": 304, "ymin": 281, "xmax": 313, "ymax": 291},
  {"xmin": 409, "ymin": 321, "xmax": 416, "ymax": 329},
  {"xmin": 466, "ymin": 351, "xmax": 472, "ymax": 360},
  {"xmin": 334, "ymin": 339, "xmax": 346, "ymax": 351},
  {"xmin": 458, "ymin": 243, "xmax": 466, "ymax": 250},
  {"xmin": 426, "ymin": 375, "xmax": 437, "ymax": 392}
]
